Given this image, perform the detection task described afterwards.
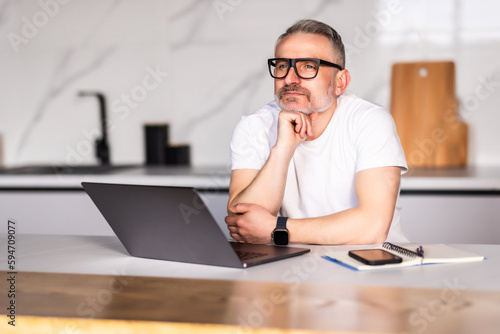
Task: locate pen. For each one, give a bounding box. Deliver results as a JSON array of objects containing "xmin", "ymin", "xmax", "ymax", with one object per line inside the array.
[{"xmin": 416, "ymin": 246, "xmax": 424, "ymax": 257}]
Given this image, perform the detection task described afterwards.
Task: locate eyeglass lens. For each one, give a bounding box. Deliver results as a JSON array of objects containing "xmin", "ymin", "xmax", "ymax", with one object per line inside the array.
[{"xmin": 271, "ymin": 59, "xmax": 319, "ymax": 79}]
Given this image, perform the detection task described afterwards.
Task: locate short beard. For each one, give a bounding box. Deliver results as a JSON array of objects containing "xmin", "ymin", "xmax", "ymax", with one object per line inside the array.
[{"xmin": 274, "ymin": 84, "xmax": 334, "ymax": 115}]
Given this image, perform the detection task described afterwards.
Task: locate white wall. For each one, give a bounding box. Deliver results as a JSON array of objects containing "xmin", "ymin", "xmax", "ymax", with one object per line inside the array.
[{"xmin": 1, "ymin": 0, "xmax": 500, "ymax": 168}]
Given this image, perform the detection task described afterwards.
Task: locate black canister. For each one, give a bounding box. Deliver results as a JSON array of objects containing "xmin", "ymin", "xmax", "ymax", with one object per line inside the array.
[
  {"xmin": 144, "ymin": 124, "xmax": 169, "ymax": 165},
  {"xmin": 166, "ymin": 144, "xmax": 190, "ymax": 166}
]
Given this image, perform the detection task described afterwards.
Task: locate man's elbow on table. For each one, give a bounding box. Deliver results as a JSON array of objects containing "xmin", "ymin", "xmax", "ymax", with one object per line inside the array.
[
  {"xmin": 332, "ymin": 211, "xmax": 392, "ymax": 245},
  {"xmin": 356, "ymin": 216, "xmax": 391, "ymax": 244}
]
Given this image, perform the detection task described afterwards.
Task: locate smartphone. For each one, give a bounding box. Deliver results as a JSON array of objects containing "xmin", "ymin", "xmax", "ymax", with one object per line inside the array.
[{"xmin": 348, "ymin": 249, "xmax": 402, "ymax": 265}]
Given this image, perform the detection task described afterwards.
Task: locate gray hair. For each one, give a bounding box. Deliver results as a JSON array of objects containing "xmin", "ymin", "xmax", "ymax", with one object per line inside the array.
[{"xmin": 276, "ymin": 19, "xmax": 345, "ymax": 69}]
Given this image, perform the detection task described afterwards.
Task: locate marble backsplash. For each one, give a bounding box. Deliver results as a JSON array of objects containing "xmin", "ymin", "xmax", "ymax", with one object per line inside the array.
[{"xmin": 1, "ymin": 0, "xmax": 500, "ymax": 168}]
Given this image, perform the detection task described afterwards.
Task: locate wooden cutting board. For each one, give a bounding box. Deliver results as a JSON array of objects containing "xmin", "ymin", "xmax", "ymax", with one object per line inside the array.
[{"xmin": 390, "ymin": 61, "xmax": 467, "ymax": 168}]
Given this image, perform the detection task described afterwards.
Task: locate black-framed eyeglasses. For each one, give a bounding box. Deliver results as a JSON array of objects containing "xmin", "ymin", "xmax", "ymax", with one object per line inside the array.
[{"xmin": 268, "ymin": 58, "xmax": 343, "ymax": 79}]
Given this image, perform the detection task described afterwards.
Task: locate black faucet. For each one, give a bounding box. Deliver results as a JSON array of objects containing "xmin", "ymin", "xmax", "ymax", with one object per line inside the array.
[{"xmin": 78, "ymin": 91, "xmax": 110, "ymax": 165}]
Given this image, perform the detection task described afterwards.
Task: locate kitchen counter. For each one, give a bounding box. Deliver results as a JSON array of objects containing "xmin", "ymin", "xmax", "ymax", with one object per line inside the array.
[
  {"xmin": 401, "ymin": 166, "xmax": 500, "ymax": 192},
  {"xmin": 0, "ymin": 165, "xmax": 232, "ymax": 190},
  {"xmin": 1, "ymin": 165, "xmax": 500, "ymax": 191}
]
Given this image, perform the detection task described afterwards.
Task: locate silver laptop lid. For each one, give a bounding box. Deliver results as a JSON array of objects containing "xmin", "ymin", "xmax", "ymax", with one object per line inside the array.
[{"xmin": 82, "ymin": 182, "xmax": 243, "ymax": 267}]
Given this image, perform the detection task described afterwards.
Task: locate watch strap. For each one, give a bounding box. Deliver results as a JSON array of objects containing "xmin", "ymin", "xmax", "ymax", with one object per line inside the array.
[{"xmin": 276, "ymin": 216, "xmax": 288, "ymax": 229}]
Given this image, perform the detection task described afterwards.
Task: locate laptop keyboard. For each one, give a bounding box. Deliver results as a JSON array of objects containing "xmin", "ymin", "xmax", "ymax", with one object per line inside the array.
[{"xmin": 235, "ymin": 250, "xmax": 268, "ymax": 261}]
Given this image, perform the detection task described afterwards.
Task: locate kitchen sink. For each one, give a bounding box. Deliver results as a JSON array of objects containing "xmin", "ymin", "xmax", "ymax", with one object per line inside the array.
[{"xmin": 0, "ymin": 164, "xmax": 140, "ymax": 175}]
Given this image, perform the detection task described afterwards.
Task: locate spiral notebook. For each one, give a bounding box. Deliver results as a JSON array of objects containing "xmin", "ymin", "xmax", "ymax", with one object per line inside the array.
[{"xmin": 324, "ymin": 242, "xmax": 485, "ymax": 271}]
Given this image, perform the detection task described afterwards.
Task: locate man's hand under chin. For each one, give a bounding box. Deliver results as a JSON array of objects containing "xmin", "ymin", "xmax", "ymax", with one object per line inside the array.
[
  {"xmin": 225, "ymin": 203, "xmax": 276, "ymax": 244},
  {"xmin": 275, "ymin": 110, "xmax": 318, "ymax": 154}
]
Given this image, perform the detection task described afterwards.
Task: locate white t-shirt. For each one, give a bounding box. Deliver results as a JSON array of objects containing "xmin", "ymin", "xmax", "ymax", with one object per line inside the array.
[{"xmin": 230, "ymin": 91, "xmax": 409, "ymax": 242}]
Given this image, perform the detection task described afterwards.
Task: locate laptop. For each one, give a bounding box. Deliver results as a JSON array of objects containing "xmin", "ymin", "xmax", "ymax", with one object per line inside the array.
[{"xmin": 81, "ymin": 182, "xmax": 309, "ymax": 268}]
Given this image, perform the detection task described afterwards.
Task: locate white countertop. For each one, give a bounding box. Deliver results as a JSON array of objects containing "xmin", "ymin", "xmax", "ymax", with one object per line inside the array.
[
  {"xmin": 401, "ymin": 166, "xmax": 500, "ymax": 191},
  {"xmin": 1, "ymin": 165, "xmax": 500, "ymax": 191},
  {"xmin": 0, "ymin": 165, "xmax": 232, "ymax": 190},
  {"xmin": 2, "ymin": 234, "xmax": 498, "ymax": 292}
]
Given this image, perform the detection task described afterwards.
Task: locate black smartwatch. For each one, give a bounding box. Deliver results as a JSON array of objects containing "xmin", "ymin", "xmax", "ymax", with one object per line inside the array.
[{"xmin": 272, "ymin": 216, "xmax": 289, "ymax": 246}]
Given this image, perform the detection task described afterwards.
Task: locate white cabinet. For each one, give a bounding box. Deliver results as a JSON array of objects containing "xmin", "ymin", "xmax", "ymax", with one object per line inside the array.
[
  {"xmin": 1, "ymin": 191, "xmax": 114, "ymax": 236},
  {"xmin": 399, "ymin": 193, "xmax": 500, "ymax": 244}
]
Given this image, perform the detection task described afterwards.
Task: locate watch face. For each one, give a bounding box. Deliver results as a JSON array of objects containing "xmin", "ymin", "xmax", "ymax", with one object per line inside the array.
[{"xmin": 273, "ymin": 229, "xmax": 289, "ymax": 245}]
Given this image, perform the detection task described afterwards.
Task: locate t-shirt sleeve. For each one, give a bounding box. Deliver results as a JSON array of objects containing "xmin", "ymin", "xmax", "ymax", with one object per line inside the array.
[
  {"xmin": 354, "ymin": 107, "xmax": 408, "ymax": 174},
  {"xmin": 230, "ymin": 116, "xmax": 271, "ymax": 170}
]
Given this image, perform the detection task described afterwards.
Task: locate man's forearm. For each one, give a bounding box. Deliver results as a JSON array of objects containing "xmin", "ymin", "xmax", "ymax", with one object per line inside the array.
[
  {"xmin": 288, "ymin": 206, "xmax": 392, "ymax": 245},
  {"xmin": 288, "ymin": 167, "xmax": 400, "ymax": 245},
  {"xmin": 229, "ymin": 145, "xmax": 293, "ymax": 216},
  {"xmin": 229, "ymin": 109, "xmax": 314, "ymax": 216}
]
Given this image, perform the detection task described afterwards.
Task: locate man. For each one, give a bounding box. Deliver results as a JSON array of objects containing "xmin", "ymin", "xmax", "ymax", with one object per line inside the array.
[{"xmin": 225, "ymin": 19, "xmax": 408, "ymax": 245}]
